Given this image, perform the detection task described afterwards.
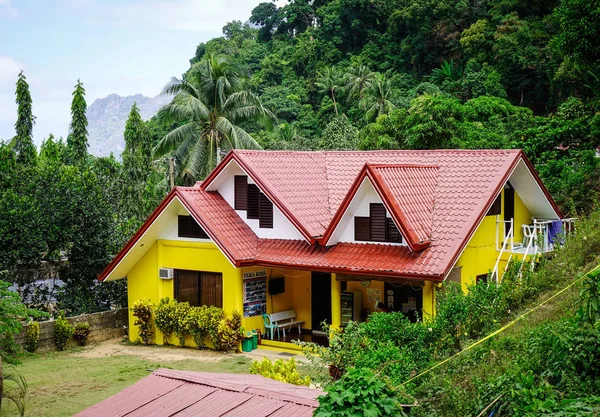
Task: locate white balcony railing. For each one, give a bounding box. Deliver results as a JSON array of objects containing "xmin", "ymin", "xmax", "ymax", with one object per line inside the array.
[{"xmin": 491, "ymin": 217, "xmax": 576, "ymax": 282}]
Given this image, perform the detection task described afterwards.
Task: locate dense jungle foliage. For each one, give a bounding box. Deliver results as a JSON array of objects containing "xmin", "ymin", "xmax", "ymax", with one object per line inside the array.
[{"xmin": 147, "ymin": 0, "xmax": 600, "ymax": 214}]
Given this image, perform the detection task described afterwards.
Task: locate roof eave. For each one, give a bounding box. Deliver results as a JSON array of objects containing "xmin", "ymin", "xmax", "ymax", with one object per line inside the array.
[{"xmin": 98, "ymin": 187, "xmax": 179, "ymax": 282}]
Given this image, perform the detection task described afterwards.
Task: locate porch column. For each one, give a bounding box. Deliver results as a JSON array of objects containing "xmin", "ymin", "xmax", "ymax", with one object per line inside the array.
[
  {"xmin": 330, "ymin": 273, "xmax": 341, "ymax": 329},
  {"xmin": 422, "ymin": 281, "xmax": 436, "ymax": 321}
]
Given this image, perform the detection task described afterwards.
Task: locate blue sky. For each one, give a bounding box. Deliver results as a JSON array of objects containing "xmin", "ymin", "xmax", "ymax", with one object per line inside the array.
[{"xmin": 0, "ymin": 0, "xmax": 270, "ymax": 144}]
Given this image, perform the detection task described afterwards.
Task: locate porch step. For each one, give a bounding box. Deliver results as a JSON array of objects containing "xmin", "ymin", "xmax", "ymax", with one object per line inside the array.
[{"xmin": 259, "ymin": 339, "xmax": 304, "ymax": 353}]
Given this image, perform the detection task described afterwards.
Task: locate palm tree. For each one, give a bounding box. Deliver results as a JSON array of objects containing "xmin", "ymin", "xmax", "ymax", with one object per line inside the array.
[
  {"xmin": 154, "ymin": 54, "xmax": 276, "ymax": 182},
  {"xmin": 0, "ymin": 356, "xmax": 28, "ymax": 417},
  {"xmin": 360, "ymin": 72, "xmax": 397, "ymax": 121},
  {"xmin": 315, "ymin": 66, "xmax": 343, "ymax": 116},
  {"xmin": 345, "ymin": 65, "xmax": 374, "ymax": 105}
]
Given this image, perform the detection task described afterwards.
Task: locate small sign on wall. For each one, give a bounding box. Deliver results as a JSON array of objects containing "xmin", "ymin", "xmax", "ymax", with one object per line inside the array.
[{"xmin": 243, "ymin": 270, "xmax": 267, "ymax": 318}]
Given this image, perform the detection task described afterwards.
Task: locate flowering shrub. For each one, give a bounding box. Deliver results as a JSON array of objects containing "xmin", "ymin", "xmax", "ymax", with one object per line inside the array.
[{"xmin": 131, "ymin": 299, "xmax": 154, "ymax": 345}]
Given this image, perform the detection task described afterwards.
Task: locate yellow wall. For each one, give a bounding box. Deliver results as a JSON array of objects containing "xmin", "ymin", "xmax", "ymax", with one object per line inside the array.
[
  {"xmin": 345, "ymin": 280, "xmax": 384, "ymax": 314},
  {"xmin": 127, "ymin": 240, "xmax": 242, "ymax": 345},
  {"xmin": 455, "ymin": 189, "xmax": 533, "ymax": 291}
]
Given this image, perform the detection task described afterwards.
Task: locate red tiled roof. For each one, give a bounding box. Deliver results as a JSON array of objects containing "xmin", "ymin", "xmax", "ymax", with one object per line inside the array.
[
  {"xmin": 255, "ymin": 239, "xmax": 433, "ymax": 278},
  {"xmin": 74, "ymin": 369, "xmax": 322, "ymax": 417},
  {"xmin": 369, "ymin": 164, "xmax": 438, "ymax": 246},
  {"xmin": 100, "ymin": 149, "xmax": 562, "ymax": 282},
  {"xmin": 322, "ymin": 163, "xmax": 439, "ymax": 251},
  {"xmin": 178, "ymin": 186, "xmax": 257, "ymax": 261}
]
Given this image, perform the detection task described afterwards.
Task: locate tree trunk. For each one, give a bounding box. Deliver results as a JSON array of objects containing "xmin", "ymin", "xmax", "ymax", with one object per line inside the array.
[{"xmin": 331, "ymin": 90, "xmax": 339, "ymax": 116}]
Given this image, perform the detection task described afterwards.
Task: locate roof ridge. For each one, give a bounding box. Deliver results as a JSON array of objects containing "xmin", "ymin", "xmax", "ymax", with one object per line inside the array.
[{"xmin": 368, "ymin": 163, "xmax": 440, "ymax": 169}]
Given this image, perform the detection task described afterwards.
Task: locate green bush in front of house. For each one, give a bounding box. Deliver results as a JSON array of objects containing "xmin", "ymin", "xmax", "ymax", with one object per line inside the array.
[
  {"xmin": 173, "ymin": 301, "xmax": 191, "ymax": 347},
  {"xmin": 184, "ymin": 305, "xmax": 223, "ymax": 350},
  {"xmin": 154, "ymin": 297, "xmax": 178, "ymax": 345},
  {"xmin": 135, "ymin": 297, "xmax": 228, "ymax": 350},
  {"xmin": 218, "ymin": 310, "xmax": 244, "ymax": 351},
  {"xmin": 131, "ymin": 299, "xmax": 154, "ymax": 345}
]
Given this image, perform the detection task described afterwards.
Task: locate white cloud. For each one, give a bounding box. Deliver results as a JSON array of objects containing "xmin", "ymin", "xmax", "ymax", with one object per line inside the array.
[
  {"xmin": 0, "ymin": 55, "xmax": 22, "ymax": 90},
  {"xmin": 0, "ymin": 0, "xmax": 18, "ymax": 18},
  {"xmin": 90, "ymin": 0, "xmax": 258, "ymax": 33},
  {"xmin": 0, "ymin": 56, "xmax": 22, "ymax": 132}
]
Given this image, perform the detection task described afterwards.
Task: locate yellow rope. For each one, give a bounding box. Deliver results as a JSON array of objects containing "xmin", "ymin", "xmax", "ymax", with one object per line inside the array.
[{"xmin": 400, "ymin": 264, "xmax": 600, "ymax": 386}]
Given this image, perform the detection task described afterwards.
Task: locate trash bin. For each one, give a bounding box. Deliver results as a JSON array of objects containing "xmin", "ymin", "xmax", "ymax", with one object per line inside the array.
[
  {"xmin": 242, "ymin": 331, "xmax": 253, "ymax": 352},
  {"xmin": 251, "ymin": 330, "xmax": 258, "ymax": 350}
]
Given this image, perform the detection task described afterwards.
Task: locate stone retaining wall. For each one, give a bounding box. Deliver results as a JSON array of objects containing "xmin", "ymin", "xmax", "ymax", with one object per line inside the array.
[{"xmin": 15, "ymin": 308, "xmax": 128, "ymax": 352}]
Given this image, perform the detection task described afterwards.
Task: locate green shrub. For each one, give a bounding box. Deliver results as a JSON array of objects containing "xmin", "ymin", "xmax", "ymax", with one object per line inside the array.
[
  {"xmin": 154, "ymin": 297, "xmax": 178, "ymax": 344},
  {"xmin": 207, "ymin": 306, "xmax": 224, "ymax": 350},
  {"xmin": 131, "ymin": 299, "xmax": 154, "ymax": 345},
  {"xmin": 54, "ymin": 311, "xmax": 74, "ymax": 351},
  {"xmin": 218, "ymin": 310, "xmax": 243, "ymax": 351},
  {"xmin": 185, "ymin": 305, "xmax": 210, "ymax": 349},
  {"xmin": 73, "ymin": 322, "xmax": 90, "ymax": 346},
  {"xmin": 25, "ymin": 321, "xmax": 39, "ymax": 352},
  {"xmin": 314, "ymin": 368, "xmax": 409, "ymax": 417},
  {"xmin": 173, "ymin": 301, "xmax": 191, "ymax": 347},
  {"xmin": 250, "ymin": 357, "xmax": 310, "ymax": 386}
]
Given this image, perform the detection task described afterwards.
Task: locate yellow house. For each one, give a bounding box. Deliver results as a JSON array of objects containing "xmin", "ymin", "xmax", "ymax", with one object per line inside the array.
[{"xmin": 99, "ymin": 149, "xmax": 571, "ymax": 348}]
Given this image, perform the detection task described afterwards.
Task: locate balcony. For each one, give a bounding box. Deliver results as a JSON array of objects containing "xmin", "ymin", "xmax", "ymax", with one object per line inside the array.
[{"xmin": 492, "ymin": 217, "xmax": 576, "ymax": 281}]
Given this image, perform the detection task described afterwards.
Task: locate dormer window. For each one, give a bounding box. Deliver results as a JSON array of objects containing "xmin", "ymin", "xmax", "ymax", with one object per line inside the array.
[
  {"xmin": 354, "ymin": 203, "xmax": 403, "ymax": 243},
  {"xmin": 234, "ymin": 175, "xmax": 273, "ymax": 229},
  {"xmin": 178, "ymin": 216, "xmax": 209, "ymax": 239}
]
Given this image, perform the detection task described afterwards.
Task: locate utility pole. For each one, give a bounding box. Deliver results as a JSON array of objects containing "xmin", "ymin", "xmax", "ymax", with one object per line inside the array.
[{"xmin": 169, "ymin": 157, "xmax": 175, "ymax": 190}]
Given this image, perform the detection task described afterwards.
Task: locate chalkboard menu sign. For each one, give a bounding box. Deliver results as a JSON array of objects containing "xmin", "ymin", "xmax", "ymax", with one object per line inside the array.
[{"xmin": 243, "ymin": 270, "xmax": 267, "ymax": 318}]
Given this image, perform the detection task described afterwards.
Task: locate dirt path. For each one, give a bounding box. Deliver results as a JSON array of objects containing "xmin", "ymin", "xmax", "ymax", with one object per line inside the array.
[
  {"xmin": 74, "ymin": 338, "xmax": 308, "ymax": 363},
  {"xmin": 75, "ymin": 339, "xmax": 231, "ymax": 362}
]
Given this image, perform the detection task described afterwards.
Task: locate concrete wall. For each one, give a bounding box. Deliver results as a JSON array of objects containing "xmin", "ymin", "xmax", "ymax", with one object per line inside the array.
[{"xmin": 15, "ymin": 308, "xmax": 128, "ymax": 352}]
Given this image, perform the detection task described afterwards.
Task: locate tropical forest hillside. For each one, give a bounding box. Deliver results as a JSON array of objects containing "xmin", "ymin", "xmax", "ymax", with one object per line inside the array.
[{"xmin": 147, "ymin": 0, "xmax": 600, "ymax": 214}]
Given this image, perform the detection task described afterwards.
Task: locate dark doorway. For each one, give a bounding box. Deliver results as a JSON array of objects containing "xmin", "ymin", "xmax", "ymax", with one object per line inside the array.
[
  {"xmin": 311, "ymin": 272, "xmax": 332, "ymax": 332},
  {"xmin": 384, "ymin": 282, "xmax": 423, "ymax": 323}
]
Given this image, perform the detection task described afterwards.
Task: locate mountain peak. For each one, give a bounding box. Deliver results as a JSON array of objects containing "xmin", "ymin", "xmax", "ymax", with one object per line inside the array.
[{"xmin": 86, "ymin": 93, "xmax": 170, "ymax": 157}]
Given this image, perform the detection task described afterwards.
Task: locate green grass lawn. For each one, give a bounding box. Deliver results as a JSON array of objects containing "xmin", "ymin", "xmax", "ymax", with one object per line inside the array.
[{"xmin": 1, "ymin": 344, "xmax": 253, "ymax": 417}]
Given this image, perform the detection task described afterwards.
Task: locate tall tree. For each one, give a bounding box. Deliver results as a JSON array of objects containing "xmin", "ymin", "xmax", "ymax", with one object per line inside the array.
[
  {"xmin": 154, "ymin": 54, "xmax": 275, "ymax": 182},
  {"xmin": 315, "ymin": 66, "xmax": 343, "ymax": 116},
  {"xmin": 13, "ymin": 71, "xmax": 36, "ymax": 166},
  {"xmin": 66, "ymin": 80, "xmax": 88, "ymax": 164},
  {"xmin": 122, "ymin": 103, "xmax": 151, "ymax": 220}
]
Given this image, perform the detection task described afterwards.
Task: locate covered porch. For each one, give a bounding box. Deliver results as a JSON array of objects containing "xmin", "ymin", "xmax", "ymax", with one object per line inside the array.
[{"xmin": 239, "ymin": 266, "xmax": 436, "ymax": 349}]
